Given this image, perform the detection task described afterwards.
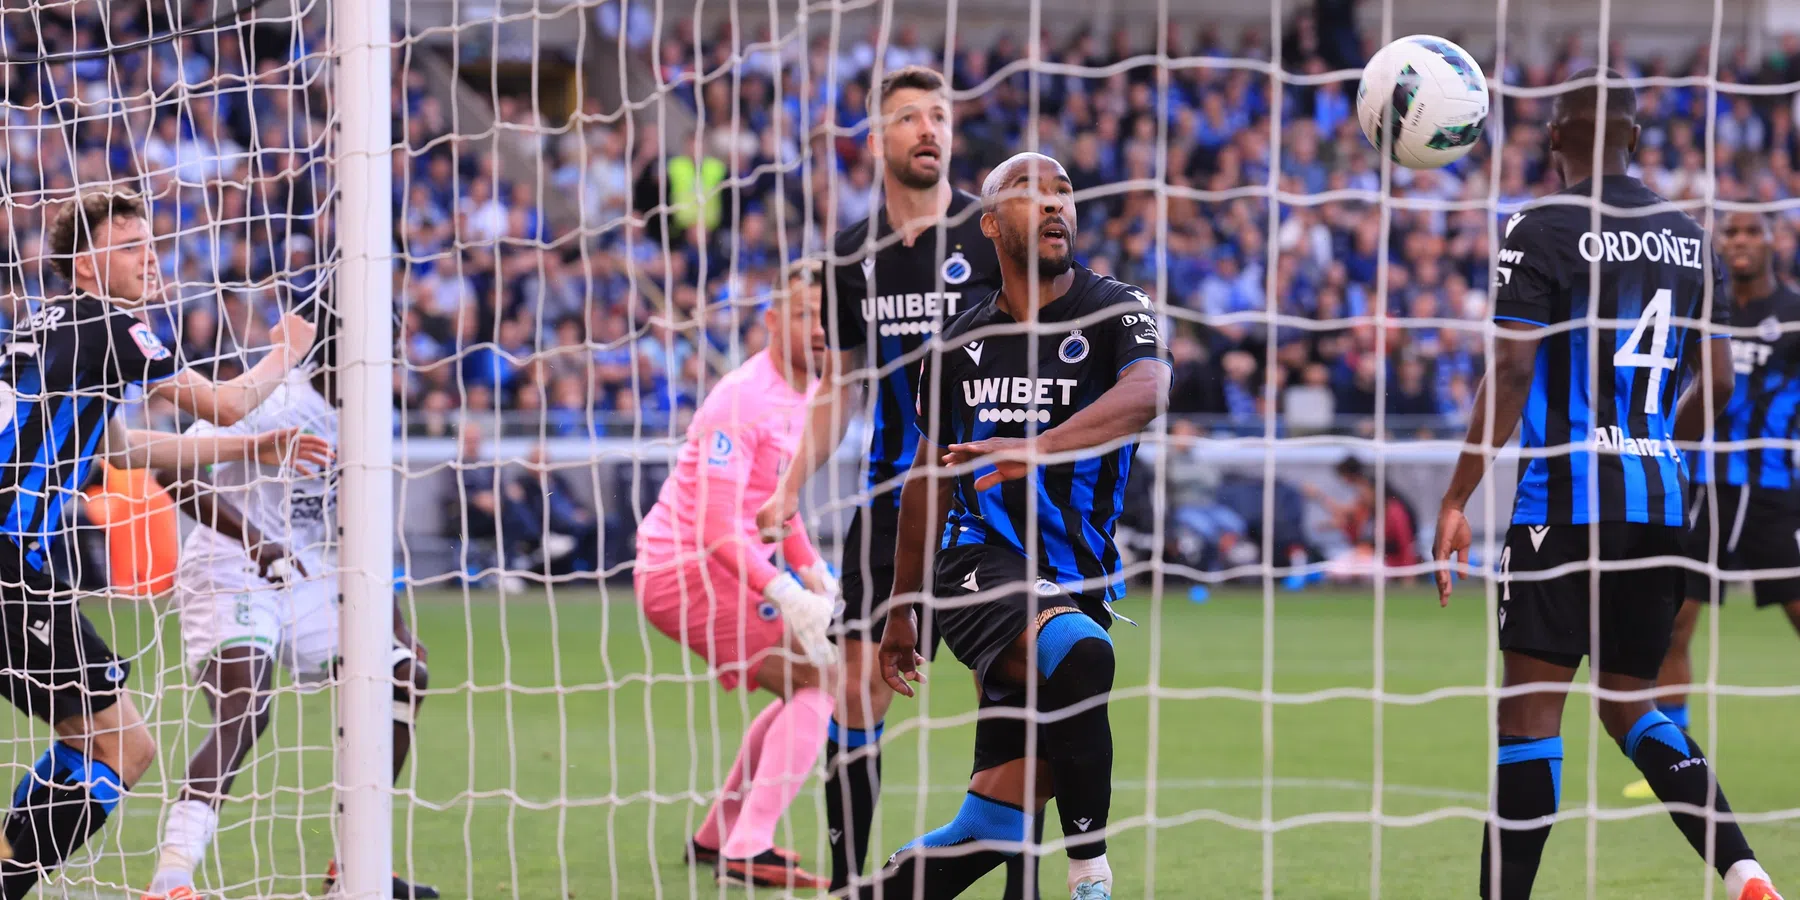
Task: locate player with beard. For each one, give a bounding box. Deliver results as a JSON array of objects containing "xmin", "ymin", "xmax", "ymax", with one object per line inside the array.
[
  {"xmin": 752, "ymin": 65, "xmax": 1013, "ymax": 895},
  {"xmin": 1621, "ymin": 211, "xmax": 1800, "ymax": 800},
  {"xmin": 865, "ymin": 152, "xmax": 1169, "ymax": 900}
]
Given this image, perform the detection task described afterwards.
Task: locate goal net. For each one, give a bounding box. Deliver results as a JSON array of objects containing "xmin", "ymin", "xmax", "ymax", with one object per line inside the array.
[{"xmin": 8, "ymin": 0, "xmax": 1800, "ymax": 896}]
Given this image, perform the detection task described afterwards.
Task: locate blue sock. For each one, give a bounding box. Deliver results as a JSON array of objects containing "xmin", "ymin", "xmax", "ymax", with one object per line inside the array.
[
  {"xmin": 1619, "ymin": 710, "xmax": 1755, "ymax": 876},
  {"xmin": 1656, "ymin": 702, "xmax": 1690, "ymax": 732},
  {"xmin": 1480, "ymin": 736, "xmax": 1561, "ymax": 899},
  {"xmin": 867, "ymin": 793, "xmax": 1026, "ymax": 899},
  {"xmin": 2, "ymin": 743, "xmax": 124, "ymax": 897}
]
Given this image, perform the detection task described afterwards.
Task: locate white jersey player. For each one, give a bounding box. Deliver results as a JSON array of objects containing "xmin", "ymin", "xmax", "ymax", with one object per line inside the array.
[{"xmin": 145, "ymin": 359, "xmax": 437, "ymax": 900}]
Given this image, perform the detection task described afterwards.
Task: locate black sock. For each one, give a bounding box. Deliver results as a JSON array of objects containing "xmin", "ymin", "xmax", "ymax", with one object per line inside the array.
[
  {"xmin": 1621, "ymin": 710, "xmax": 1755, "ymax": 876},
  {"xmin": 999, "ymin": 808, "xmax": 1045, "ymax": 900},
  {"xmin": 1479, "ymin": 736, "xmax": 1561, "ymax": 900},
  {"xmin": 826, "ymin": 719, "xmax": 884, "ymax": 891},
  {"xmin": 1035, "ymin": 613, "xmax": 1114, "ymax": 860},
  {"xmin": 1, "ymin": 743, "xmax": 124, "ymax": 900},
  {"xmin": 858, "ymin": 792, "xmax": 1022, "ymax": 900}
]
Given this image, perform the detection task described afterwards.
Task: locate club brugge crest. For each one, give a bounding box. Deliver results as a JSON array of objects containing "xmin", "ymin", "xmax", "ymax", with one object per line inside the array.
[
  {"xmin": 1058, "ymin": 329, "xmax": 1089, "ymax": 364},
  {"xmin": 757, "ymin": 601, "xmax": 780, "ymax": 621},
  {"xmin": 1760, "ymin": 316, "xmax": 1782, "ymax": 343},
  {"xmin": 941, "ymin": 251, "xmax": 971, "ymax": 285}
]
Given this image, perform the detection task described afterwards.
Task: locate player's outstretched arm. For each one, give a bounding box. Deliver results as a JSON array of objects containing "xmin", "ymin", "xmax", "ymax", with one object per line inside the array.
[
  {"xmin": 757, "ymin": 348, "xmax": 861, "ymax": 541},
  {"xmin": 1433, "ymin": 321, "xmax": 1541, "ymax": 604},
  {"xmin": 1673, "ymin": 335, "xmax": 1735, "ymax": 444},
  {"xmin": 153, "ymin": 313, "xmax": 317, "ymax": 426},
  {"xmin": 942, "ymin": 359, "xmax": 1171, "ymax": 491},
  {"xmin": 880, "ymin": 437, "xmax": 955, "ymax": 697},
  {"xmin": 151, "ymin": 469, "xmax": 304, "ymax": 583},
  {"xmin": 105, "ymin": 423, "xmax": 332, "ymax": 478}
]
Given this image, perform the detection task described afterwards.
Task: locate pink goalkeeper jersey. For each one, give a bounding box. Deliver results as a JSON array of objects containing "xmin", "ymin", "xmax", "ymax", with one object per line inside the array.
[{"xmin": 637, "ymin": 349, "xmax": 820, "ymax": 591}]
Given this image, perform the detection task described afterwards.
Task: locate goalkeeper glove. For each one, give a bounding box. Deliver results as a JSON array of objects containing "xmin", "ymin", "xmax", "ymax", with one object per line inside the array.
[
  {"xmin": 796, "ymin": 561, "xmax": 841, "ymax": 602},
  {"xmin": 763, "ymin": 573, "xmax": 838, "ymax": 667}
]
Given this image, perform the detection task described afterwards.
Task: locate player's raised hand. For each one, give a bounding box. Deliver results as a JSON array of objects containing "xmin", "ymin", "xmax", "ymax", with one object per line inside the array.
[
  {"xmin": 1433, "ymin": 504, "xmax": 1473, "ymax": 607},
  {"xmin": 878, "ymin": 606, "xmax": 927, "ymax": 697},
  {"xmin": 270, "ymin": 312, "xmax": 318, "ymax": 363},
  {"xmin": 253, "ymin": 428, "xmax": 334, "ymax": 474},
  {"xmin": 944, "ymin": 437, "xmax": 1036, "ymax": 491},
  {"xmin": 251, "ymin": 542, "xmax": 307, "ymax": 583},
  {"xmin": 755, "ymin": 486, "xmax": 801, "ymax": 543}
]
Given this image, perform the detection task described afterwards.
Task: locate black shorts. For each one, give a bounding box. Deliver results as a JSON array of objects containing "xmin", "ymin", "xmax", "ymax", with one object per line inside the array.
[
  {"xmin": 836, "ymin": 498, "xmax": 900, "ymax": 644},
  {"xmin": 1498, "ymin": 522, "xmax": 1683, "ymax": 680},
  {"xmin": 0, "ymin": 551, "xmax": 128, "ymax": 724},
  {"xmin": 1682, "ymin": 483, "xmax": 1800, "ymax": 608},
  {"xmin": 933, "ymin": 543, "xmax": 1111, "ymax": 695}
]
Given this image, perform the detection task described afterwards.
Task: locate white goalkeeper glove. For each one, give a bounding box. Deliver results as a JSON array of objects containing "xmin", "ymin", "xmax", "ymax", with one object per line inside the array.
[
  {"xmin": 796, "ymin": 561, "xmax": 841, "ymax": 603},
  {"xmin": 763, "ymin": 573, "xmax": 838, "ymax": 667}
]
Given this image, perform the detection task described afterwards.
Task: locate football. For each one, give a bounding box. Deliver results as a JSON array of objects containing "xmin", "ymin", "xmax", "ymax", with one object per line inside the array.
[{"xmin": 1356, "ymin": 34, "xmax": 1490, "ymax": 169}]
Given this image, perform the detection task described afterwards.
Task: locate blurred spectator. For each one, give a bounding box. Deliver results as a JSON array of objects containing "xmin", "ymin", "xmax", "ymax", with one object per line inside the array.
[
  {"xmin": 512, "ymin": 444, "xmax": 602, "ymax": 575},
  {"xmin": 1309, "ymin": 456, "xmax": 1422, "ymax": 581}
]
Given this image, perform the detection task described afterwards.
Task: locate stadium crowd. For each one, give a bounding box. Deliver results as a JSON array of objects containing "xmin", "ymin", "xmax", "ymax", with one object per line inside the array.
[{"xmin": 4, "ymin": 4, "xmax": 1800, "ymax": 441}]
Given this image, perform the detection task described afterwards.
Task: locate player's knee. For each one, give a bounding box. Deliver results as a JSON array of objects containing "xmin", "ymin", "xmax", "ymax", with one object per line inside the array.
[
  {"xmin": 118, "ymin": 722, "xmax": 158, "ymax": 785},
  {"xmin": 1033, "ymin": 610, "xmax": 1113, "ymax": 687}
]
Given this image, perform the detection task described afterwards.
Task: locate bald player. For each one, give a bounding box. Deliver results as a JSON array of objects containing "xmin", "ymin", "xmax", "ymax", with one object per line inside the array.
[
  {"xmin": 1433, "ymin": 69, "xmax": 1783, "ymax": 900},
  {"xmin": 865, "ymin": 152, "xmax": 1169, "ymax": 900}
]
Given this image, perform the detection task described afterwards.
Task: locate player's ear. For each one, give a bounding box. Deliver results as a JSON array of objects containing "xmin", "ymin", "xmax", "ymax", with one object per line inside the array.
[
  {"xmin": 1628, "ymin": 123, "xmax": 1641, "ymax": 155},
  {"xmin": 980, "ymin": 210, "xmax": 998, "ymax": 241}
]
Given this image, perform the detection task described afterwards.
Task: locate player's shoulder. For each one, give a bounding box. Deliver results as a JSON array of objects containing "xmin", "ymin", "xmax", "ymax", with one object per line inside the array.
[
  {"xmin": 1067, "ymin": 267, "xmax": 1156, "ymax": 315},
  {"xmin": 937, "ymin": 287, "xmax": 1002, "ymax": 346},
  {"xmin": 691, "ymin": 352, "xmax": 773, "ymax": 428},
  {"xmin": 1772, "ymin": 281, "xmax": 1800, "ymax": 319},
  {"xmin": 833, "ymin": 216, "xmax": 874, "ymax": 257},
  {"xmin": 944, "ymin": 189, "xmax": 985, "ymax": 238}
]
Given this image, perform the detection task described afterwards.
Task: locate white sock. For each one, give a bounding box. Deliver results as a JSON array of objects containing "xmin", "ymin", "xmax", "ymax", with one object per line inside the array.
[
  {"xmin": 1068, "ymin": 853, "xmax": 1113, "ymax": 890},
  {"xmin": 156, "ymin": 799, "xmax": 218, "ymax": 875},
  {"xmin": 1726, "ymin": 859, "xmax": 1773, "ymax": 898}
]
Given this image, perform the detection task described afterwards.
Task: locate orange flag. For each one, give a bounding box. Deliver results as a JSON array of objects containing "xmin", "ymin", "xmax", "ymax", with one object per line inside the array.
[{"xmin": 81, "ymin": 463, "xmax": 178, "ymax": 597}]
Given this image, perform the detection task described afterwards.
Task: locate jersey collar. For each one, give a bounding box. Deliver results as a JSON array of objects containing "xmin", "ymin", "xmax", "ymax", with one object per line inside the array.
[{"xmin": 984, "ymin": 265, "xmax": 1092, "ymax": 324}]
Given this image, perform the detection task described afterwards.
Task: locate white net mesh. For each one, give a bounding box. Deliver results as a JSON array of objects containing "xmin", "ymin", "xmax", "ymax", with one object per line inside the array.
[{"xmin": 5, "ymin": 0, "xmax": 1800, "ymax": 897}]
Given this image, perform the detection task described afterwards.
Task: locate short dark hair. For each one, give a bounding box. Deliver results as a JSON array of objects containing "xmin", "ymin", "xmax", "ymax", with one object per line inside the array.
[
  {"xmin": 47, "ymin": 191, "xmax": 146, "ymax": 281},
  {"xmin": 1551, "ymin": 67, "xmax": 1637, "ymax": 148},
  {"xmin": 875, "ymin": 65, "xmax": 946, "ymax": 112},
  {"xmin": 1335, "ymin": 455, "xmax": 1371, "ymax": 483}
]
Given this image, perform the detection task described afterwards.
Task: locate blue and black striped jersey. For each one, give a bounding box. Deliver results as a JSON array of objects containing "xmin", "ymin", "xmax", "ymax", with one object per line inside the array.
[
  {"xmin": 1494, "ymin": 175, "xmax": 1729, "ymax": 526},
  {"xmin": 916, "ymin": 266, "xmax": 1170, "ymax": 603},
  {"xmin": 1691, "ymin": 283, "xmax": 1800, "ymax": 489},
  {"xmin": 826, "ymin": 190, "xmax": 1001, "ymax": 507},
  {"xmin": 0, "ymin": 293, "xmax": 180, "ymax": 571}
]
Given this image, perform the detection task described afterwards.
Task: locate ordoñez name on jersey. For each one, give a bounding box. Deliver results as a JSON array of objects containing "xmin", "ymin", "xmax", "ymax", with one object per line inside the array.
[
  {"xmin": 1593, "ymin": 424, "xmax": 1677, "ymax": 458},
  {"xmin": 1576, "ymin": 228, "xmax": 1706, "ymax": 269}
]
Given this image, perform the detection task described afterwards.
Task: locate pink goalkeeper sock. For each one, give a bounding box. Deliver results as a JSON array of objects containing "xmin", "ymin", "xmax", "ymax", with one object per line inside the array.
[
  {"xmin": 695, "ymin": 698, "xmax": 785, "ymax": 851},
  {"xmin": 720, "ymin": 687, "xmax": 835, "ymax": 859}
]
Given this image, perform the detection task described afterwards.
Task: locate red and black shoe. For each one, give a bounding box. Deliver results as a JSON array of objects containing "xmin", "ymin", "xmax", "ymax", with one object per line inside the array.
[
  {"xmin": 716, "ymin": 849, "xmax": 828, "ymax": 889},
  {"xmin": 687, "ymin": 838, "xmax": 799, "ymax": 866},
  {"xmin": 323, "ymin": 858, "xmax": 441, "ymax": 899}
]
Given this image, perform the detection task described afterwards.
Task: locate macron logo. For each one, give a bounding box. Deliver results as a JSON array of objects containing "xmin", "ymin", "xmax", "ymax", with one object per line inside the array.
[
  {"xmin": 1074, "ymin": 818, "xmax": 1093, "ymax": 832},
  {"xmin": 829, "ymin": 828, "xmax": 842, "ymax": 844},
  {"xmin": 1505, "ymin": 212, "xmax": 1526, "ymax": 239},
  {"xmin": 27, "ymin": 619, "xmax": 49, "ymax": 646},
  {"xmin": 965, "ymin": 341, "xmax": 983, "ymax": 365},
  {"xmin": 861, "ymin": 256, "xmax": 876, "ymax": 281},
  {"xmin": 962, "ymin": 570, "xmax": 979, "ymax": 593},
  {"xmin": 1528, "ymin": 526, "xmax": 1549, "ymax": 552}
]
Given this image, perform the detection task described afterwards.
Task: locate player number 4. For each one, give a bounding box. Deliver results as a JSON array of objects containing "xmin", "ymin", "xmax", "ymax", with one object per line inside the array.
[{"xmin": 1613, "ymin": 288, "xmax": 1677, "ymax": 415}]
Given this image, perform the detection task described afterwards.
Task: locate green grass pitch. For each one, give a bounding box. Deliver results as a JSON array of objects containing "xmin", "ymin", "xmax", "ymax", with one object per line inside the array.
[{"xmin": 16, "ymin": 584, "xmax": 1800, "ymax": 899}]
